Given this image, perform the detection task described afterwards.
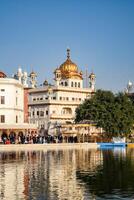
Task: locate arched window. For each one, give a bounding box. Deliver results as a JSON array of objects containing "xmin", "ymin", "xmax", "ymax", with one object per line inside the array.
[
  {"xmin": 75, "ymin": 82, "xmax": 77, "ymax": 87},
  {"xmin": 78, "ymin": 82, "xmax": 80, "ymax": 88}
]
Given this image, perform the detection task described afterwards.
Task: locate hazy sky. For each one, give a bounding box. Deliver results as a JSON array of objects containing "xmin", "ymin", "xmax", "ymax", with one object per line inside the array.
[{"xmin": 0, "ymin": 0, "xmax": 134, "ymax": 92}]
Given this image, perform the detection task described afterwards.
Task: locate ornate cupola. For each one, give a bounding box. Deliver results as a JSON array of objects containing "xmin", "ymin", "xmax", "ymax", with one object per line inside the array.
[
  {"xmin": 22, "ymin": 71, "xmax": 28, "ymax": 87},
  {"xmin": 29, "ymin": 70, "xmax": 37, "ymax": 88},
  {"xmin": 43, "ymin": 80, "xmax": 48, "ymax": 86},
  {"xmin": 89, "ymin": 72, "xmax": 96, "ymax": 92},
  {"xmin": 54, "ymin": 68, "xmax": 61, "ymax": 86}
]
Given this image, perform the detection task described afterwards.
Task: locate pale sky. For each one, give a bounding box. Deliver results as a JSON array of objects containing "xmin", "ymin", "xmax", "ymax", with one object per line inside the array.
[{"xmin": 0, "ymin": 0, "xmax": 134, "ymax": 92}]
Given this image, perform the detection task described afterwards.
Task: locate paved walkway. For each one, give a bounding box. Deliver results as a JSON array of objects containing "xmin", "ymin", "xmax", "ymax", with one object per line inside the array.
[{"xmin": 0, "ymin": 143, "xmax": 98, "ymax": 151}]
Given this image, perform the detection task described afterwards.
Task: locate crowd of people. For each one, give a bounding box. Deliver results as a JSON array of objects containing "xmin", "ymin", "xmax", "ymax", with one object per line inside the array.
[{"xmin": 0, "ymin": 133, "xmax": 78, "ymax": 144}]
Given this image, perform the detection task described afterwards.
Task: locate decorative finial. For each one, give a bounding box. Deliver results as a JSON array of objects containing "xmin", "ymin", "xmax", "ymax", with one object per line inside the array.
[
  {"xmin": 91, "ymin": 66, "xmax": 94, "ymax": 73},
  {"xmin": 67, "ymin": 48, "xmax": 70, "ymax": 59}
]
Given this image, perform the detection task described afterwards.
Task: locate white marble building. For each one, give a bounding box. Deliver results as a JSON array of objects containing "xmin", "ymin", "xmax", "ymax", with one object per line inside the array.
[
  {"xmin": 0, "ymin": 77, "xmax": 24, "ymax": 124},
  {"xmin": 28, "ymin": 49, "xmax": 96, "ymax": 135},
  {"xmin": 0, "ymin": 70, "xmax": 37, "ymax": 138}
]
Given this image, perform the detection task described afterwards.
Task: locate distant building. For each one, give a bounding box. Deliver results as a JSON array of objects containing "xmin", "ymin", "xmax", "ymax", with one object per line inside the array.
[
  {"xmin": 0, "ymin": 70, "xmax": 37, "ymax": 139},
  {"xmin": 28, "ymin": 49, "xmax": 97, "ymax": 136},
  {"xmin": 125, "ymin": 80, "xmax": 133, "ymax": 94},
  {"xmin": 125, "ymin": 80, "xmax": 134, "ymax": 102}
]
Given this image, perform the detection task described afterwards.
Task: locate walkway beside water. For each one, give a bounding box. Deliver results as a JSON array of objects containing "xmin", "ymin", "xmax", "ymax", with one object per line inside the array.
[{"xmin": 0, "ymin": 143, "xmax": 98, "ymax": 151}]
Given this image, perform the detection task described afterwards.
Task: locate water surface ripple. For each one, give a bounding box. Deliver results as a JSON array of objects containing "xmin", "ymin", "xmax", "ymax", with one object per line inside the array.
[{"xmin": 0, "ymin": 148, "xmax": 134, "ymax": 199}]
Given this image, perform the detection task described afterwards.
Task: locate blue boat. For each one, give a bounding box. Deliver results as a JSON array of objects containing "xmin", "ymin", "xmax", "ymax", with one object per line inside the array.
[
  {"xmin": 98, "ymin": 142, "xmax": 126, "ymax": 148},
  {"xmin": 98, "ymin": 137, "xmax": 126, "ymax": 148}
]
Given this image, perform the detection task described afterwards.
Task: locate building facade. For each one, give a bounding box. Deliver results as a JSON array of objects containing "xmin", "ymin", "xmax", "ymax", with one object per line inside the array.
[
  {"xmin": 0, "ymin": 77, "xmax": 24, "ymax": 124},
  {"xmin": 0, "ymin": 70, "xmax": 37, "ymax": 140},
  {"xmin": 28, "ymin": 49, "xmax": 96, "ymax": 136}
]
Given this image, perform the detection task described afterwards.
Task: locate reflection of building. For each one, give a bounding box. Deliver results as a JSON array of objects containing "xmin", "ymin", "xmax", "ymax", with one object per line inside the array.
[
  {"xmin": 22, "ymin": 150, "xmax": 103, "ymax": 199},
  {"xmin": 28, "ymin": 150, "xmax": 103, "ymax": 199},
  {"xmin": 0, "ymin": 149, "xmax": 104, "ymax": 200},
  {"xmin": 48, "ymin": 150, "xmax": 85, "ymax": 200},
  {"xmin": 0, "ymin": 70, "xmax": 37, "ymax": 138},
  {"xmin": 28, "ymin": 49, "xmax": 96, "ymax": 135},
  {"xmin": 0, "ymin": 152, "xmax": 25, "ymax": 200},
  {"xmin": 47, "ymin": 149, "xmax": 103, "ymax": 200}
]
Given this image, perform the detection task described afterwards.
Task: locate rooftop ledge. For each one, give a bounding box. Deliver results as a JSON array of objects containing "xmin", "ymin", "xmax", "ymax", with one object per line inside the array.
[{"xmin": 0, "ymin": 123, "xmax": 37, "ymax": 130}]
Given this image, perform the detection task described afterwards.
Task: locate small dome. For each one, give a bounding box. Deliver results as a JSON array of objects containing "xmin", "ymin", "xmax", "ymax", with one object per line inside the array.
[
  {"xmin": 43, "ymin": 80, "xmax": 48, "ymax": 86},
  {"xmin": 29, "ymin": 70, "xmax": 37, "ymax": 77},
  {"xmin": 89, "ymin": 72, "xmax": 95, "ymax": 79},
  {"xmin": 54, "ymin": 68, "xmax": 61, "ymax": 73},
  {"xmin": 0, "ymin": 71, "xmax": 7, "ymax": 78},
  {"xmin": 18, "ymin": 67, "xmax": 22, "ymax": 73},
  {"xmin": 127, "ymin": 80, "xmax": 133, "ymax": 87}
]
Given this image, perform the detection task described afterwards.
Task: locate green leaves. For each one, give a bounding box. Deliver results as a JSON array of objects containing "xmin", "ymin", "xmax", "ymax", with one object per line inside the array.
[{"xmin": 75, "ymin": 90, "xmax": 134, "ymax": 137}]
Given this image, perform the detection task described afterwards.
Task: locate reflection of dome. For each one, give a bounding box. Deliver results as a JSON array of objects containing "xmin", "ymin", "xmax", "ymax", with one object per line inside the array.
[
  {"xmin": 0, "ymin": 71, "xmax": 7, "ymax": 78},
  {"xmin": 58, "ymin": 49, "xmax": 82, "ymax": 80}
]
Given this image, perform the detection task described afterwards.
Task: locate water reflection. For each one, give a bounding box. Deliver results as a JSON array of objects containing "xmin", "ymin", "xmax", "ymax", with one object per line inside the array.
[
  {"xmin": 77, "ymin": 148, "xmax": 134, "ymax": 199},
  {"xmin": 0, "ymin": 148, "xmax": 134, "ymax": 199}
]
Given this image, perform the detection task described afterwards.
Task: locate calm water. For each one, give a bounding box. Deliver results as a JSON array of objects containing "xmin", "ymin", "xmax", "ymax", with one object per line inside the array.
[{"xmin": 0, "ymin": 148, "xmax": 134, "ymax": 200}]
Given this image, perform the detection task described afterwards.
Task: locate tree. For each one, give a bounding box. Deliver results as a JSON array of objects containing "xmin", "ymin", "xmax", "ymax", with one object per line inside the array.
[{"xmin": 75, "ymin": 90, "xmax": 134, "ymax": 137}]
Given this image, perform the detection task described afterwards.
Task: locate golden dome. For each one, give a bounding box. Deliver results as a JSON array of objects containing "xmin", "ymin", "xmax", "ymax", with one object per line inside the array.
[
  {"xmin": 59, "ymin": 49, "xmax": 82, "ymax": 80},
  {"xmin": 60, "ymin": 59, "xmax": 78, "ymax": 73},
  {"xmin": 59, "ymin": 49, "xmax": 78, "ymax": 73}
]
